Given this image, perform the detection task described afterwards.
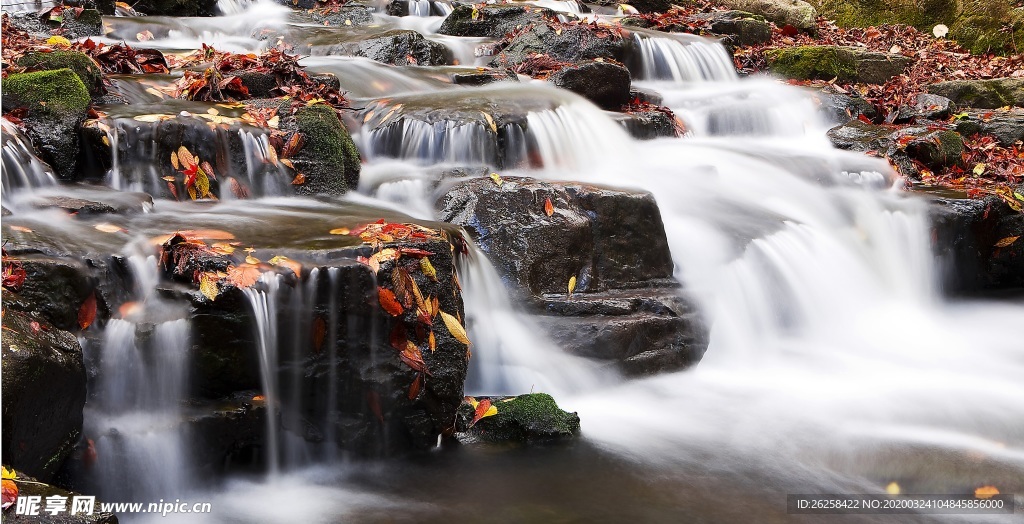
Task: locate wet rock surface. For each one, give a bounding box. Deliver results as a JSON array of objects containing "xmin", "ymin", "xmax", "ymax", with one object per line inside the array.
[
  {"xmin": 455, "ymin": 394, "xmax": 580, "ymax": 443},
  {"xmin": 767, "ymin": 46, "xmax": 912, "ymax": 84},
  {"xmin": 954, "ymin": 109, "xmax": 1024, "ymax": 147},
  {"xmin": 325, "ymin": 30, "xmax": 453, "ymax": 66},
  {"xmin": 549, "ymin": 60, "xmax": 632, "ymax": 110},
  {"xmin": 2, "ymin": 470, "xmax": 118, "ymax": 524},
  {"xmin": 926, "ymin": 78, "xmax": 1024, "ymax": 109},
  {"xmin": 718, "ymin": 0, "xmax": 816, "ymax": 31},
  {"xmin": 1, "ymin": 310, "xmax": 87, "ymax": 481},
  {"xmin": 438, "ymin": 4, "xmax": 551, "ymax": 38}
]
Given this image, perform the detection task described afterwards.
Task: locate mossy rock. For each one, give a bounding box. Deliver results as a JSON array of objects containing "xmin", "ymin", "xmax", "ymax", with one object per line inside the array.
[
  {"xmin": 718, "ymin": 0, "xmax": 817, "ymax": 31},
  {"xmin": 927, "ymin": 78, "xmax": 1024, "ymax": 109},
  {"xmin": 902, "ymin": 128, "xmax": 964, "ymax": 170},
  {"xmin": 290, "ymin": 104, "xmax": 361, "ymax": 195},
  {"xmin": 16, "ymin": 51, "xmax": 105, "ymax": 96},
  {"xmin": 808, "ymin": 0, "xmax": 1023, "ymax": 55},
  {"xmin": 2, "ymin": 68, "xmax": 91, "ymax": 120},
  {"xmin": 766, "ymin": 45, "xmax": 911, "ymax": 84},
  {"xmin": 456, "ymin": 393, "xmax": 581, "ymax": 443}
]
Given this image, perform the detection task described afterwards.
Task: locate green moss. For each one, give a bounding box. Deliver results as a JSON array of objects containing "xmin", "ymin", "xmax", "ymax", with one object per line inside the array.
[
  {"xmin": 16, "ymin": 51, "xmax": 104, "ymax": 96},
  {"xmin": 2, "ymin": 69, "xmax": 90, "ymax": 120},
  {"xmin": 766, "ymin": 46, "xmax": 858, "ymax": 82},
  {"xmin": 293, "ymin": 104, "xmax": 361, "ymax": 194},
  {"xmin": 460, "ymin": 393, "xmax": 581, "ymax": 442}
]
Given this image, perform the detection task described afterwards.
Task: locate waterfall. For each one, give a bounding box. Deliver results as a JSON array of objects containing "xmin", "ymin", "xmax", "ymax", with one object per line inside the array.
[
  {"xmin": 242, "ymin": 274, "xmax": 283, "ymax": 475},
  {"xmin": 629, "ymin": 33, "xmax": 738, "ymax": 82},
  {"xmin": 85, "ymin": 256, "xmax": 192, "ymax": 502},
  {"xmin": 1, "ymin": 118, "xmax": 58, "ymax": 202}
]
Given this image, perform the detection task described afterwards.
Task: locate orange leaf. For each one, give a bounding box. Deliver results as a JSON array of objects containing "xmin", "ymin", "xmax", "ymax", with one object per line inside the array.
[
  {"xmin": 408, "ymin": 373, "xmax": 422, "ymax": 400},
  {"xmin": 400, "ymin": 343, "xmax": 430, "ymax": 375},
  {"xmin": 994, "ymin": 236, "xmax": 1019, "ymax": 248},
  {"xmin": 2, "ymin": 479, "xmax": 17, "ymax": 510},
  {"xmin": 78, "ymin": 292, "xmax": 97, "ymax": 330},
  {"xmin": 428, "ymin": 330, "xmax": 436, "ymax": 352},
  {"xmin": 226, "ymin": 264, "xmax": 261, "ymax": 288},
  {"xmin": 252, "ymin": 394, "xmax": 266, "ymax": 402},
  {"xmin": 282, "ymin": 132, "xmax": 305, "ymax": 158},
  {"xmin": 291, "ymin": 173, "xmax": 306, "ymax": 185},
  {"xmin": 975, "ymin": 486, "xmax": 999, "ymax": 499},
  {"xmin": 470, "ymin": 398, "xmax": 498, "ymax": 427},
  {"xmin": 177, "ymin": 146, "xmax": 197, "ymax": 170},
  {"xmin": 379, "ymin": 287, "xmax": 404, "ymax": 316},
  {"xmin": 543, "ymin": 197, "xmax": 554, "ymax": 217},
  {"xmin": 312, "ymin": 316, "xmax": 326, "ymax": 353},
  {"xmin": 367, "ymin": 391, "xmax": 384, "ymax": 424}
]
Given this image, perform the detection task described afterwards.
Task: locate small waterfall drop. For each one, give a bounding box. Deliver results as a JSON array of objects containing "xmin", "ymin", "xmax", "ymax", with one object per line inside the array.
[
  {"xmin": 629, "ymin": 33, "xmax": 738, "ymax": 82},
  {"xmin": 1, "ymin": 118, "xmax": 58, "ymax": 202},
  {"xmin": 242, "ymin": 274, "xmax": 283, "ymax": 474}
]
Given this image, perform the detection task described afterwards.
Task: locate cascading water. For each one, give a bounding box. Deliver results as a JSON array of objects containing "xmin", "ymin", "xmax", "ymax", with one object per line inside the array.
[
  {"xmin": 242, "ymin": 274, "xmax": 283, "ymax": 474},
  {"xmin": 1, "ymin": 118, "xmax": 58, "ymax": 202},
  {"xmin": 628, "ymin": 32, "xmax": 738, "ymax": 82}
]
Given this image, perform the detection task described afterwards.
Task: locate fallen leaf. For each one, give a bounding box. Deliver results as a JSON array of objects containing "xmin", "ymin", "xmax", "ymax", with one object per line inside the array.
[
  {"xmin": 407, "ymin": 373, "xmax": 422, "ymax": 400},
  {"xmin": 226, "ymin": 264, "xmax": 261, "ymax": 288},
  {"xmin": 267, "ymin": 255, "xmax": 302, "ymax": 277},
  {"xmin": 489, "ymin": 172, "xmax": 503, "ymax": 186},
  {"xmin": 974, "ymin": 486, "xmax": 999, "ymax": 499},
  {"xmin": 994, "ymin": 236, "xmax": 1019, "ymax": 248},
  {"xmin": 1, "ymin": 467, "xmax": 15, "ymax": 480},
  {"xmin": 568, "ymin": 275, "xmax": 577, "ymax": 295},
  {"xmin": 329, "ymin": 227, "xmax": 351, "ymax": 235},
  {"xmin": 136, "ymin": 30, "xmax": 154, "ymax": 41},
  {"xmin": 470, "ymin": 398, "xmax": 498, "ymax": 427},
  {"xmin": 199, "ymin": 272, "xmax": 220, "ymax": 301},
  {"xmin": 420, "ymin": 257, "xmax": 437, "ymax": 281},
  {"xmin": 973, "ymin": 163, "xmax": 986, "ymax": 176},
  {"xmin": 379, "ymin": 287, "xmax": 404, "ymax": 316},
  {"xmin": 428, "ymin": 331, "xmax": 436, "ymax": 352},
  {"xmin": 440, "ymin": 310, "xmax": 470, "ymax": 346},
  {"xmin": 95, "ymin": 223, "xmax": 126, "ymax": 233},
  {"xmin": 252, "ymin": 395, "xmax": 266, "ymax": 402},
  {"xmin": 544, "ymin": 197, "xmax": 554, "ymax": 217},
  {"xmin": 1, "ymin": 479, "xmax": 17, "ymax": 510},
  {"xmin": 78, "ymin": 292, "xmax": 97, "ymax": 330},
  {"xmin": 885, "ymin": 482, "xmax": 900, "ymax": 495},
  {"xmin": 245, "ymin": 255, "xmax": 260, "ymax": 265},
  {"xmin": 47, "ymin": 35, "xmax": 71, "ymax": 47}
]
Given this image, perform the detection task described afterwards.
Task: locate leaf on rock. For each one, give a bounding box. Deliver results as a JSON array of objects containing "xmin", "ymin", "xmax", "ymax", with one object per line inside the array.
[
  {"xmin": 974, "ymin": 486, "xmax": 999, "ymax": 499},
  {"xmin": 420, "ymin": 257, "xmax": 437, "ymax": 281},
  {"xmin": 78, "ymin": 292, "xmax": 97, "ymax": 330},
  {"xmin": 440, "ymin": 310, "xmax": 470, "ymax": 346},
  {"xmin": 994, "ymin": 236, "xmax": 1019, "ymax": 248},
  {"xmin": 470, "ymin": 398, "xmax": 497, "ymax": 427},
  {"xmin": 408, "ymin": 373, "xmax": 422, "ymax": 400},
  {"xmin": 291, "ymin": 173, "xmax": 306, "ymax": 185},
  {"xmin": 544, "ymin": 197, "xmax": 554, "ymax": 217},
  {"xmin": 489, "ymin": 172, "xmax": 504, "ymax": 187},
  {"xmin": 268, "ymin": 255, "xmax": 301, "ymax": 277},
  {"xmin": 428, "ymin": 331, "xmax": 436, "ymax": 352},
  {"xmin": 1, "ymin": 466, "xmax": 16, "ymax": 480},
  {"xmin": 400, "ymin": 343, "xmax": 430, "ymax": 375},
  {"xmin": 379, "ymin": 287, "xmax": 404, "ymax": 316},
  {"xmin": 568, "ymin": 275, "xmax": 576, "ymax": 295},
  {"xmin": 198, "ymin": 272, "xmax": 220, "ymax": 301},
  {"xmin": 1, "ymin": 479, "xmax": 17, "ymax": 510},
  {"xmin": 227, "ymin": 264, "xmax": 261, "ymax": 288},
  {"xmin": 177, "ymin": 146, "xmax": 197, "ymax": 171}
]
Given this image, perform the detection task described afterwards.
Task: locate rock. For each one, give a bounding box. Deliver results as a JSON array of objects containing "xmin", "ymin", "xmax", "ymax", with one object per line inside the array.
[
  {"xmin": 826, "ymin": 119, "xmax": 893, "ymax": 151},
  {"xmin": 307, "ymin": 3, "xmax": 376, "ymax": 26},
  {"xmin": 926, "ymin": 78, "xmax": 1024, "ymax": 109},
  {"xmin": 386, "ymin": 0, "xmax": 410, "ymax": 16},
  {"xmin": 718, "ymin": 0, "xmax": 817, "ymax": 31},
  {"xmin": 926, "ymin": 192, "xmax": 1024, "ymax": 293},
  {"xmin": 25, "ymin": 189, "xmax": 154, "ymax": 217},
  {"xmin": 2, "ymin": 470, "xmax": 118, "ymax": 524},
  {"xmin": 455, "ymin": 394, "xmax": 580, "ymax": 443},
  {"xmin": 815, "ymin": 91, "xmax": 878, "ymax": 124},
  {"xmin": 438, "ymin": 4, "xmax": 551, "ymax": 38},
  {"xmin": 187, "ymin": 396, "xmax": 266, "ymax": 475},
  {"xmin": 807, "ymin": 0, "xmax": 1023, "ymax": 55},
  {"xmin": 697, "ymin": 10, "xmax": 772, "ymax": 46},
  {"xmin": 439, "ymin": 177, "xmax": 674, "ymax": 296},
  {"xmin": 549, "ymin": 61, "xmax": 631, "ymax": 110},
  {"xmin": 591, "ymin": 0, "xmax": 670, "ymax": 13},
  {"xmin": 954, "ymin": 109, "xmax": 1024, "ymax": 147},
  {"xmin": 899, "ymin": 128, "xmax": 964, "ymax": 170},
  {"xmin": 52, "ymin": 8, "xmax": 103, "ymax": 39},
  {"xmin": 612, "ymin": 110, "xmax": 677, "ymax": 140},
  {"xmin": 451, "ymin": 69, "xmax": 519, "ymax": 86},
  {"xmin": 896, "ymin": 93, "xmax": 957, "ymax": 122},
  {"xmin": 766, "ymin": 46, "xmax": 912, "ymax": 84},
  {"xmin": 131, "ymin": 0, "xmax": 219, "ymax": 16},
  {"xmin": 532, "ymin": 286, "xmax": 708, "ymax": 375},
  {"xmin": 2, "ymin": 310, "xmax": 87, "ymax": 481},
  {"xmin": 288, "ymin": 104, "xmax": 361, "ymax": 195},
  {"xmin": 2, "ymin": 69, "xmax": 91, "ymax": 181},
  {"xmin": 2, "ymin": 255, "xmax": 97, "ymax": 332},
  {"xmin": 493, "ymin": 23, "xmax": 633, "ymax": 69},
  {"xmin": 325, "ymin": 29, "xmax": 453, "ymax": 66}
]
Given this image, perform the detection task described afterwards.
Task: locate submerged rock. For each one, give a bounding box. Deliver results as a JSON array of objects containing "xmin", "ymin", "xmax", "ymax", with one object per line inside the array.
[
  {"xmin": 2, "ymin": 69, "xmax": 91, "ymax": 181},
  {"xmin": 549, "ymin": 60, "xmax": 632, "ymax": 110},
  {"xmin": 1, "ymin": 310, "xmax": 87, "ymax": 481},
  {"xmin": 327, "ymin": 29, "xmax": 453, "ymax": 66},
  {"xmin": 455, "ymin": 394, "xmax": 580, "ymax": 443},
  {"xmin": 438, "ymin": 4, "xmax": 551, "ymax": 38},
  {"xmin": 2, "ymin": 470, "xmax": 118, "ymax": 524},
  {"xmin": 926, "ymin": 78, "xmax": 1024, "ymax": 109},
  {"xmin": 493, "ymin": 23, "xmax": 633, "ymax": 69},
  {"xmin": 766, "ymin": 46, "xmax": 912, "ymax": 84}
]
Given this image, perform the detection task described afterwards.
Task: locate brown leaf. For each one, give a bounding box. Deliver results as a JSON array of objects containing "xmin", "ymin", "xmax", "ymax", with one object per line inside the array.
[
  {"xmin": 994, "ymin": 236, "xmax": 1019, "ymax": 248},
  {"xmin": 226, "ymin": 264, "xmax": 262, "ymax": 288},
  {"xmin": 78, "ymin": 292, "xmax": 97, "ymax": 330},
  {"xmin": 543, "ymin": 197, "xmax": 554, "ymax": 217},
  {"xmin": 282, "ymin": 132, "xmax": 305, "ymax": 158},
  {"xmin": 311, "ymin": 316, "xmax": 326, "ymax": 353},
  {"xmin": 291, "ymin": 173, "xmax": 306, "ymax": 185},
  {"xmin": 407, "ymin": 373, "xmax": 422, "ymax": 400},
  {"xmin": 378, "ymin": 287, "xmax": 404, "ymax": 316}
]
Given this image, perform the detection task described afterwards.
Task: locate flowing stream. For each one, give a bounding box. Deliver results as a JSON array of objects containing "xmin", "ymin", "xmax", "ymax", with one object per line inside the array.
[{"xmin": 2, "ymin": 1, "xmax": 1022, "ymax": 522}]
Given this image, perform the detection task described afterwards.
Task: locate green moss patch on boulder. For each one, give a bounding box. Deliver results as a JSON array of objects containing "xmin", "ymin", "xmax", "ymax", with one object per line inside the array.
[
  {"xmin": 16, "ymin": 50, "xmax": 105, "ymax": 96},
  {"xmin": 718, "ymin": 0, "xmax": 817, "ymax": 31},
  {"xmin": 926, "ymin": 78, "xmax": 1024, "ymax": 109},
  {"xmin": 289, "ymin": 104, "xmax": 361, "ymax": 195},
  {"xmin": 456, "ymin": 393, "xmax": 581, "ymax": 443},
  {"xmin": 766, "ymin": 45, "xmax": 912, "ymax": 84}
]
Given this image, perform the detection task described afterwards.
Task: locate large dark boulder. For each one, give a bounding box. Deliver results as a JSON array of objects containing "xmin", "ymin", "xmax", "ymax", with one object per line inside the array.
[
  {"xmin": 1, "ymin": 255, "xmax": 96, "ymax": 332},
  {"xmin": 287, "ymin": 104, "xmax": 362, "ymax": 194},
  {"xmin": 927, "ymin": 192, "xmax": 1024, "ymax": 294},
  {"xmin": 1, "ymin": 310, "xmax": 87, "ymax": 481},
  {"xmin": 324, "ymin": 29, "xmax": 453, "ymax": 66},
  {"xmin": 549, "ymin": 60, "xmax": 631, "ymax": 110},
  {"xmin": 493, "ymin": 23, "xmax": 634, "ymax": 69},
  {"xmin": 438, "ymin": 4, "xmax": 551, "ymax": 38},
  {"xmin": 954, "ymin": 109, "xmax": 1024, "ymax": 147},
  {"xmin": 927, "ymin": 78, "xmax": 1024, "ymax": 109},
  {"xmin": 2, "ymin": 69, "xmax": 91, "ymax": 181}
]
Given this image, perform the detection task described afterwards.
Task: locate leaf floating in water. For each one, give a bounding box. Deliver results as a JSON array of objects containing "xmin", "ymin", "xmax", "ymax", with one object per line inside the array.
[
  {"xmin": 78, "ymin": 292, "xmax": 97, "ymax": 330},
  {"xmin": 378, "ymin": 287, "xmax": 404, "ymax": 316},
  {"xmin": 568, "ymin": 275, "xmax": 577, "ymax": 296},
  {"xmin": 974, "ymin": 486, "xmax": 999, "ymax": 499},
  {"xmin": 268, "ymin": 255, "xmax": 301, "ymax": 277},
  {"xmin": 245, "ymin": 255, "xmax": 260, "ymax": 265},
  {"xmin": 544, "ymin": 197, "xmax": 554, "ymax": 217},
  {"xmin": 440, "ymin": 310, "xmax": 470, "ymax": 346},
  {"xmin": 198, "ymin": 272, "xmax": 220, "ymax": 301},
  {"xmin": 994, "ymin": 236, "xmax": 1019, "ymax": 248},
  {"xmin": 8, "ymin": 226, "xmax": 32, "ymax": 233},
  {"xmin": 329, "ymin": 227, "xmax": 350, "ymax": 235},
  {"xmin": 885, "ymin": 482, "xmax": 900, "ymax": 495},
  {"xmin": 95, "ymin": 223, "xmax": 126, "ymax": 233},
  {"xmin": 136, "ymin": 30, "xmax": 154, "ymax": 41},
  {"xmin": 211, "ymin": 242, "xmax": 235, "ymax": 255}
]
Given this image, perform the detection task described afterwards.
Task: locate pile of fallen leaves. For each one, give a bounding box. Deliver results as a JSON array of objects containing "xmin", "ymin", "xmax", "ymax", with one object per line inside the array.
[
  {"xmin": 74, "ymin": 39, "xmax": 170, "ymax": 75},
  {"xmin": 621, "ymin": 96, "xmax": 687, "ymax": 136},
  {"xmin": 619, "ymin": 3, "xmax": 719, "ymax": 35}
]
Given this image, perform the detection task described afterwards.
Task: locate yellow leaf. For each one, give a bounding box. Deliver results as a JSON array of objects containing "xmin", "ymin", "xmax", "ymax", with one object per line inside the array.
[
  {"xmin": 211, "ymin": 242, "xmax": 235, "ymax": 255},
  {"xmin": 428, "ymin": 331, "xmax": 436, "ymax": 352},
  {"xmin": 994, "ymin": 236, "xmax": 1019, "ymax": 248},
  {"xmin": 974, "ymin": 486, "xmax": 999, "ymax": 499},
  {"xmin": 199, "ymin": 272, "xmax": 220, "ymax": 301},
  {"xmin": 94, "ymin": 223, "xmax": 126, "ymax": 233},
  {"xmin": 9, "ymin": 226, "xmax": 33, "ymax": 233},
  {"xmin": 245, "ymin": 255, "xmax": 260, "ymax": 265},
  {"xmin": 481, "ymin": 404, "xmax": 497, "ymax": 418},
  {"xmin": 177, "ymin": 146, "xmax": 196, "ymax": 170},
  {"xmin": 481, "ymin": 112, "xmax": 497, "ymax": 133},
  {"xmin": 170, "ymin": 151, "xmax": 179, "ymax": 170},
  {"xmin": 187, "ymin": 186, "xmax": 197, "ymax": 200},
  {"xmin": 196, "ymin": 169, "xmax": 211, "ymax": 198},
  {"xmin": 329, "ymin": 227, "xmax": 351, "ymax": 235},
  {"xmin": 568, "ymin": 275, "xmax": 576, "ymax": 295},
  {"xmin": 885, "ymin": 482, "xmax": 900, "ymax": 495},
  {"xmin": 47, "ymin": 35, "xmax": 71, "ymax": 47},
  {"xmin": 2, "ymin": 466, "xmax": 16, "ymax": 480},
  {"xmin": 489, "ymin": 172, "xmax": 503, "ymax": 187},
  {"xmin": 440, "ymin": 310, "xmax": 470, "ymax": 346},
  {"xmin": 973, "ymin": 163, "xmax": 985, "ymax": 176},
  {"xmin": 268, "ymin": 255, "xmax": 302, "ymax": 277},
  {"xmin": 465, "ymin": 396, "xmax": 478, "ymax": 408},
  {"xmin": 420, "ymin": 257, "xmax": 437, "ymax": 281}
]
